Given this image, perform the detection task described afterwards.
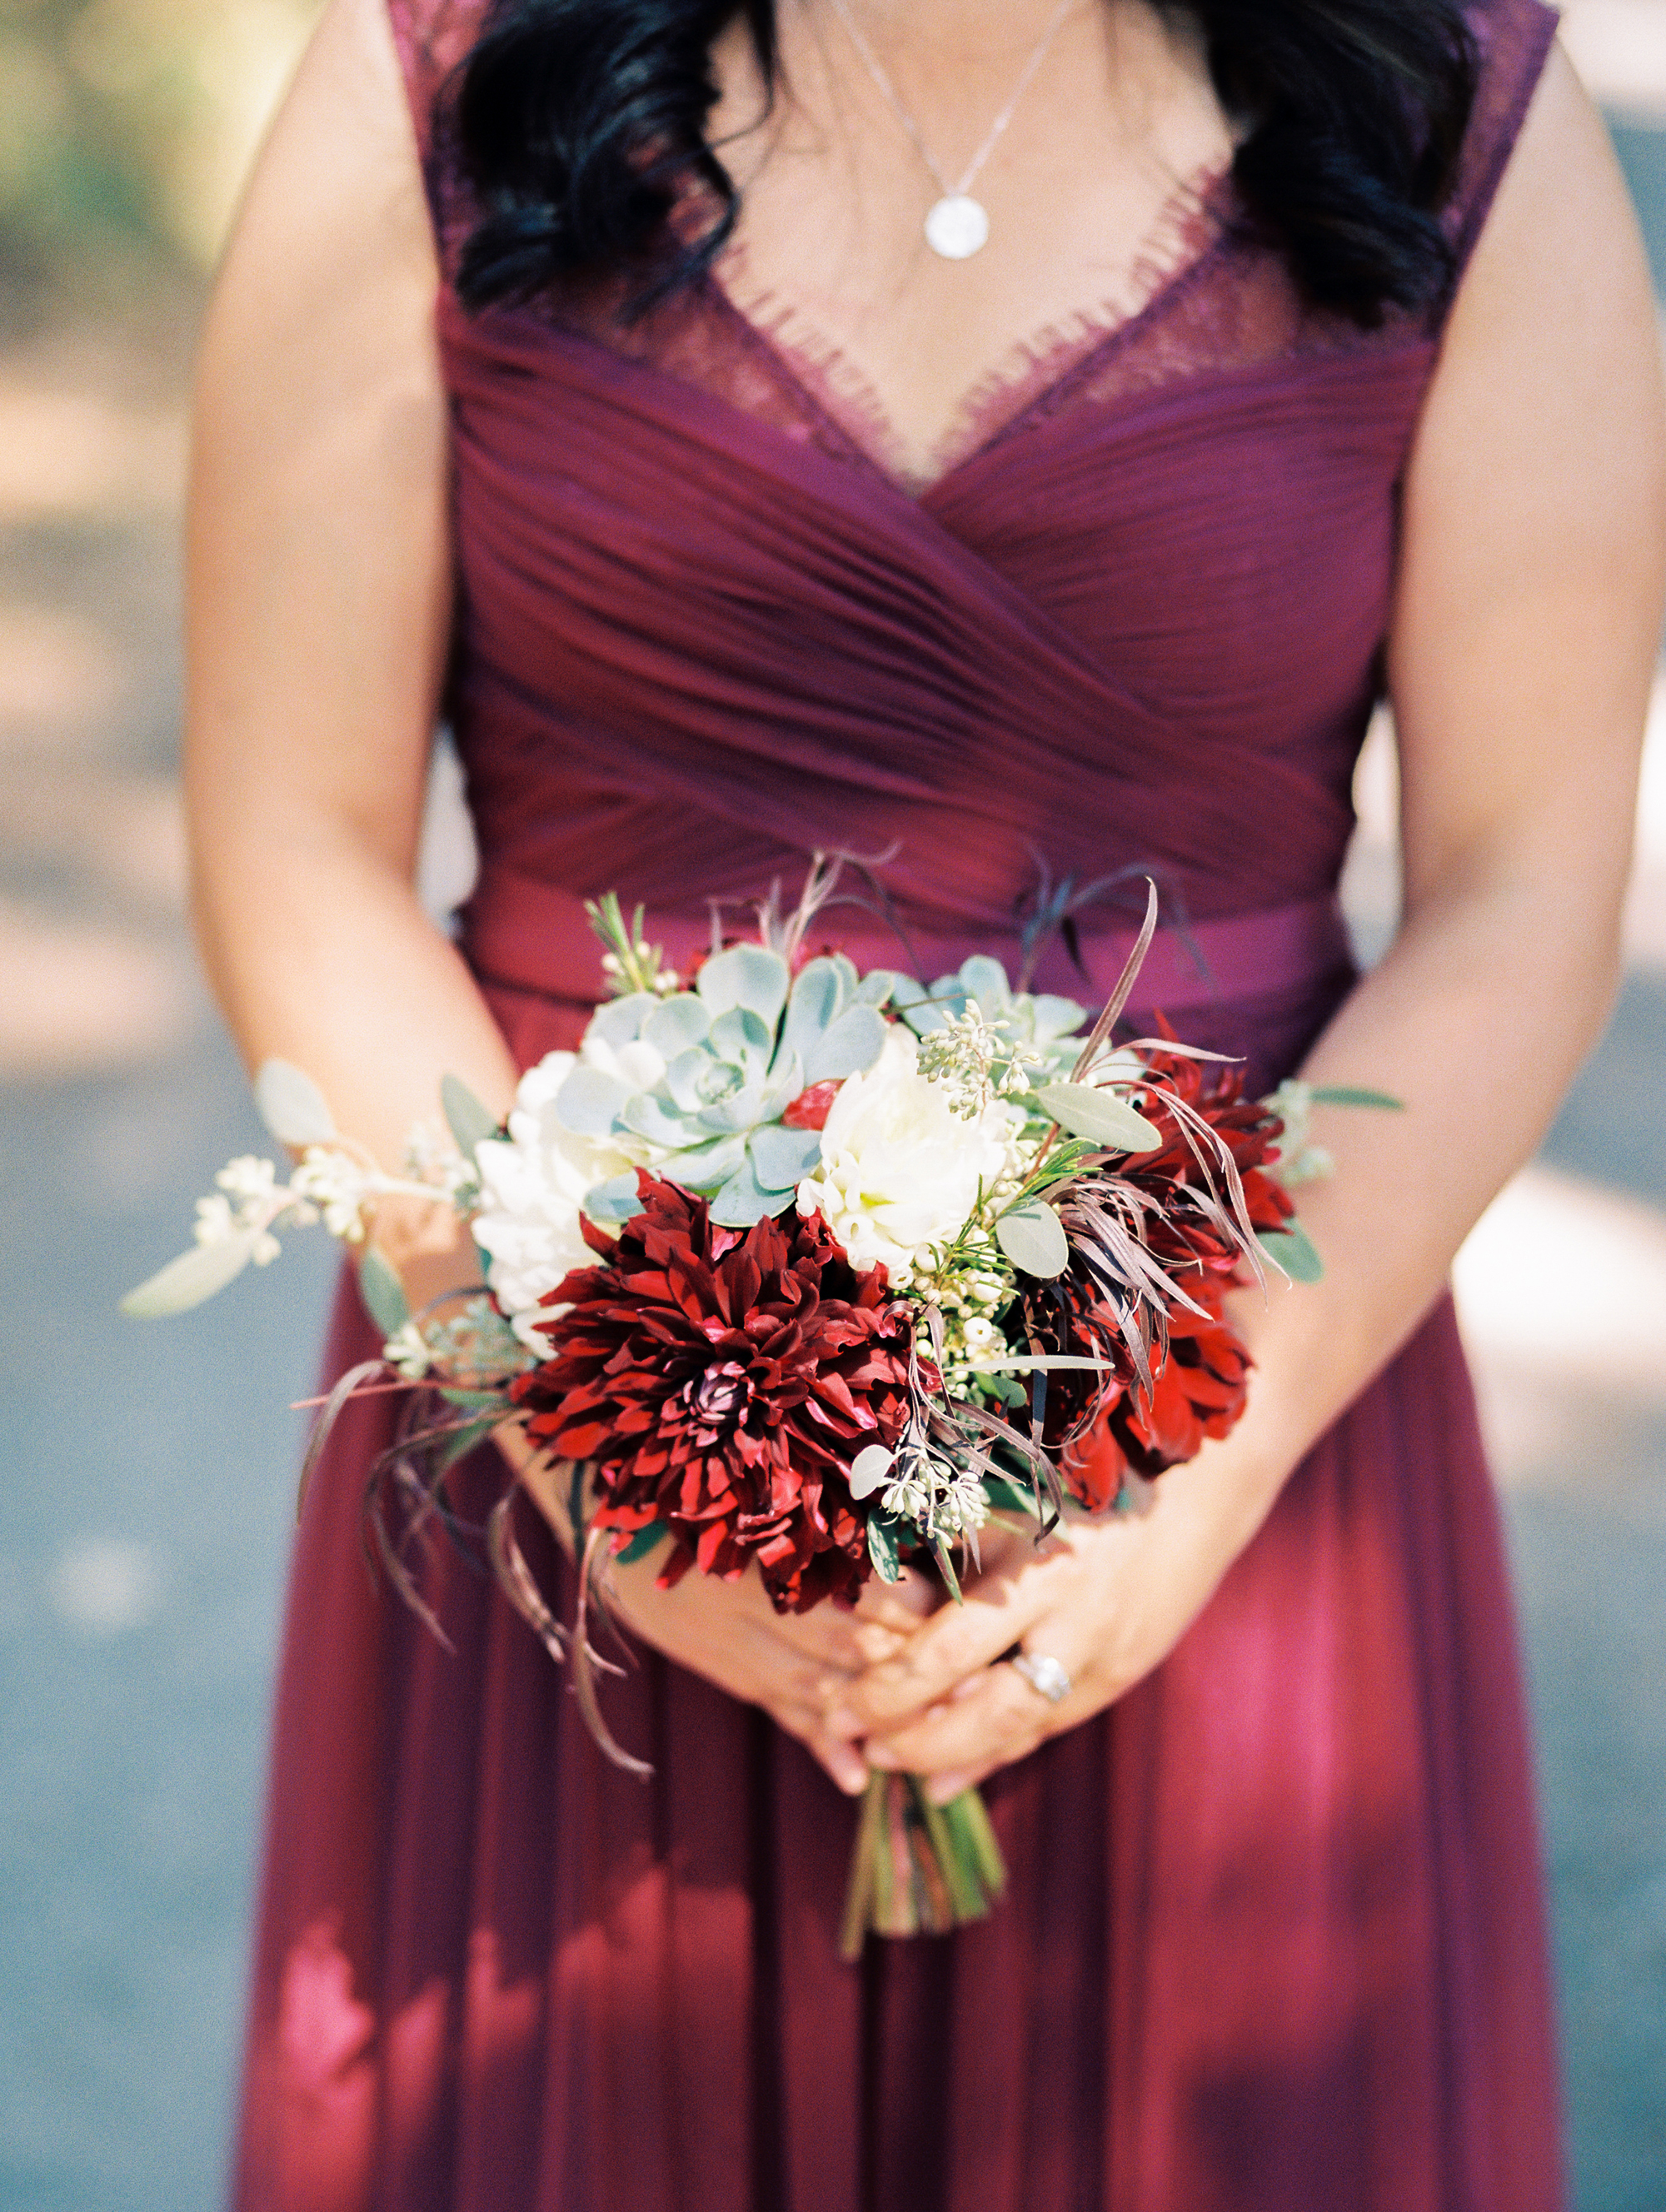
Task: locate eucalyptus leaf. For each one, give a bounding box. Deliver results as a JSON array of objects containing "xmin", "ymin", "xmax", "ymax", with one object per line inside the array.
[
  {"xmin": 254, "ymin": 1060, "xmax": 337, "ymax": 1148},
  {"xmin": 613, "ymin": 1523, "xmax": 668, "ymax": 1567},
  {"xmin": 1257, "ymin": 1221, "xmax": 1326, "ymax": 1283},
  {"xmin": 849, "ymin": 1443, "xmax": 895, "ymax": 1501},
  {"xmin": 120, "ymin": 1230, "xmax": 262, "ymax": 1318},
  {"xmin": 1030, "ymin": 993, "xmax": 1088, "ymax": 1039},
  {"xmin": 357, "ymin": 1245, "xmax": 411, "ymax": 1337},
  {"xmin": 956, "ymin": 954, "xmax": 1011, "ymax": 1014},
  {"xmin": 1309, "ymin": 1086, "xmax": 1404, "ymax": 1111},
  {"xmin": 1031, "ymin": 1080, "xmax": 1162, "ymax": 1153},
  {"xmin": 441, "ymin": 1074, "xmax": 500, "ymax": 1160},
  {"xmin": 866, "ymin": 1510, "xmax": 903, "ymax": 1584},
  {"xmin": 982, "ymin": 1473, "xmax": 1039, "ymax": 1518},
  {"xmin": 995, "ymin": 1199, "xmax": 1071, "ymax": 1280}
]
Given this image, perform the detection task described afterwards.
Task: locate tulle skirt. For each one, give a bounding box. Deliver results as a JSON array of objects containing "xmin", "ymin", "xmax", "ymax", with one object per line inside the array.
[{"xmin": 232, "ymin": 1269, "xmax": 1561, "ymax": 2211}]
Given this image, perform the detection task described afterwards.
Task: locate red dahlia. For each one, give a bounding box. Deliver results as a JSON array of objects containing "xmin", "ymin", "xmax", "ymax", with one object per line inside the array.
[
  {"xmin": 511, "ymin": 1178, "xmax": 915, "ymax": 1612},
  {"xmin": 1024, "ymin": 1044, "xmax": 1282, "ymax": 1506}
]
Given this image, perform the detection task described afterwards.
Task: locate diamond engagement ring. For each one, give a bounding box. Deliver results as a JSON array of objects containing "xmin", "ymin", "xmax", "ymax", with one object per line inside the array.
[{"xmin": 1011, "ymin": 1651, "xmax": 1073, "ymax": 1706}]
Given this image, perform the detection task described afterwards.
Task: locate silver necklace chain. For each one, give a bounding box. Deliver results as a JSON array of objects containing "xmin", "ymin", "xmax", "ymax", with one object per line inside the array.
[{"xmin": 823, "ymin": 0, "xmax": 1081, "ymax": 256}]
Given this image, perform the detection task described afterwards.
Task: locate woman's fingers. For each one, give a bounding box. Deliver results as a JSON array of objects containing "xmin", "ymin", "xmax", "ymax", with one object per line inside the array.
[
  {"xmin": 772, "ymin": 1705, "xmax": 870, "ymax": 1796},
  {"xmin": 851, "ymin": 1563, "xmax": 940, "ymax": 1632},
  {"xmin": 861, "ymin": 1660, "xmax": 1054, "ymax": 1780},
  {"xmin": 825, "ymin": 1551, "xmax": 1060, "ymax": 1737}
]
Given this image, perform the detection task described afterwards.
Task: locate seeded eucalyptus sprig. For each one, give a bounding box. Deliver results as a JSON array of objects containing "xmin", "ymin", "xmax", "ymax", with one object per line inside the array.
[{"xmin": 584, "ymin": 891, "xmax": 681, "ymax": 999}]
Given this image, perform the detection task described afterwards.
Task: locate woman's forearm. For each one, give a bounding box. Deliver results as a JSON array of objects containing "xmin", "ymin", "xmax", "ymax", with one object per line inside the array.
[
  {"xmin": 188, "ymin": 802, "xmax": 521, "ymax": 1314},
  {"xmin": 1184, "ymin": 858, "xmax": 1626, "ymax": 1557},
  {"xmin": 190, "ymin": 804, "xmax": 518, "ymax": 1168}
]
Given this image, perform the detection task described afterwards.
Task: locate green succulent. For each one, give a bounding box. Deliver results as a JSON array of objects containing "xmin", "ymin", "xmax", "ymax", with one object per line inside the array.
[
  {"xmin": 556, "ymin": 944, "xmax": 894, "ymax": 1227},
  {"xmin": 893, "ymin": 955, "xmax": 1087, "ymax": 1075}
]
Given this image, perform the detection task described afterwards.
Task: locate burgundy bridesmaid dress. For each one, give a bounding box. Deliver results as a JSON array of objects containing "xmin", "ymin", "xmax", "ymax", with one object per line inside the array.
[{"xmin": 233, "ymin": 2, "xmax": 1567, "ymax": 2205}]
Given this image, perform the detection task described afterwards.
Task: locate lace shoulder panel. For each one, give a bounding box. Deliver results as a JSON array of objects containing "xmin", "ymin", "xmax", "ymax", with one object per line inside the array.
[
  {"xmin": 1446, "ymin": 0, "xmax": 1561, "ymax": 286},
  {"xmin": 386, "ymin": 0, "xmax": 490, "ymax": 160}
]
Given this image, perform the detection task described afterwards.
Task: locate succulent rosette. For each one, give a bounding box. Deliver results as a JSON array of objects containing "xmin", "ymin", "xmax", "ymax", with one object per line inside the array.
[
  {"xmin": 893, "ymin": 951, "xmax": 1087, "ymax": 1075},
  {"xmin": 549, "ymin": 944, "xmax": 894, "ymax": 1229}
]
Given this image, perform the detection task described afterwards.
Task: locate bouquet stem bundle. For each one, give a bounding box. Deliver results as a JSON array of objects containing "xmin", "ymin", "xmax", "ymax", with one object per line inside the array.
[{"xmin": 838, "ymin": 1772, "xmax": 1007, "ymax": 1960}]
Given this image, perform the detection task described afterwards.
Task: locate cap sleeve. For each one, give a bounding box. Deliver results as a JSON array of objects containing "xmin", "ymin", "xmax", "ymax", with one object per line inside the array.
[{"xmin": 1444, "ymin": 0, "xmax": 1561, "ymax": 288}]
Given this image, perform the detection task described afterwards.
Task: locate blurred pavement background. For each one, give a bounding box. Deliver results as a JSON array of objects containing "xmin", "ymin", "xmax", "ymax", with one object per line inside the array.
[{"xmin": 0, "ymin": 2, "xmax": 1664, "ymax": 2205}]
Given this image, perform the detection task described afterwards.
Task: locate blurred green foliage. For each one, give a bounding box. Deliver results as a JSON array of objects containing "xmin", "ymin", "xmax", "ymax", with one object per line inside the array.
[{"xmin": 0, "ymin": 0, "xmax": 322, "ymax": 288}]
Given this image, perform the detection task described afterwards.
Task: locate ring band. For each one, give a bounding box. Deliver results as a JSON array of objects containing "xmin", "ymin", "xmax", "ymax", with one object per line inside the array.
[{"xmin": 1011, "ymin": 1651, "xmax": 1073, "ymax": 1705}]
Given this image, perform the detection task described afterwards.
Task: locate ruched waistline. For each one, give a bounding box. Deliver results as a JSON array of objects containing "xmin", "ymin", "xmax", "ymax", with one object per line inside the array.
[{"xmin": 460, "ymin": 869, "xmax": 1356, "ymax": 1017}]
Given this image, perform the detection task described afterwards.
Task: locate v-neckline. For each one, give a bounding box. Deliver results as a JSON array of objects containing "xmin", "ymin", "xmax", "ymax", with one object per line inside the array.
[{"xmin": 702, "ymin": 157, "xmax": 1239, "ymax": 504}]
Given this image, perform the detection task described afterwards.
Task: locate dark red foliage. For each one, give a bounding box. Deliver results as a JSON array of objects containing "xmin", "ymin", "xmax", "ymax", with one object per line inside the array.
[
  {"xmin": 1061, "ymin": 1278, "xmax": 1253, "ymax": 1510},
  {"xmin": 1116, "ymin": 1042, "xmax": 1294, "ymax": 1264},
  {"xmin": 511, "ymin": 1178, "xmax": 915, "ymax": 1611},
  {"xmin": 1025, "ymin": 1044, "xmax": 1284, "ymax": 1507}
]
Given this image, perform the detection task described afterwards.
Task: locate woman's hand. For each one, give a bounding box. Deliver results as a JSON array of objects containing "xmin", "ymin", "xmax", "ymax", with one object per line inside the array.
[
  {"xmin": 503, "ymin": 1423, "xmax": 939, "ymax": 1795},
  {"xmin": 826, "ymin": 1443, "xmax": 1282, "ymax": 1802}
]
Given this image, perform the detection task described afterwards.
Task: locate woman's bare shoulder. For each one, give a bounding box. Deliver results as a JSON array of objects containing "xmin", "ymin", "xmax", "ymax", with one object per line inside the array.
[
  {"xmin": 1404, "ymin": 37, "xmax": 1662, "ymax": 583},
  {"xmin": 210, "ymin": 0, "xmax": 439, "ymax": 335}
]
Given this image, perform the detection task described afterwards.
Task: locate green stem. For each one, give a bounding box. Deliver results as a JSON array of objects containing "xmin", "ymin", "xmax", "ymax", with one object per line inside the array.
[
  {"xmin": 839, "ymin": 1773, "xmax": 889, "ymax": 1964},
  {"xmin": 839, "ymin": 1776, "xmax": 1006, "ymax": 1960}
]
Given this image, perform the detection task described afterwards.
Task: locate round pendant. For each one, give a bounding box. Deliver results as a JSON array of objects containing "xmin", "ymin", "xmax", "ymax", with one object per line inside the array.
[{"xmin": 924, "ymin": 194, "xmax": 990, "ymax": 261}]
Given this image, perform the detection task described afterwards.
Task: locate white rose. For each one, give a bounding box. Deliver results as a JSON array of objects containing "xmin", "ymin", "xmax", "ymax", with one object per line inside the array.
[
  {"xmin": 796, "ymin": 1027, "xmax": 1020, "ymax": 1287},
  {"xmin": 471, "ymin": 1051, "xmax": 636, "ymax": 1349}
]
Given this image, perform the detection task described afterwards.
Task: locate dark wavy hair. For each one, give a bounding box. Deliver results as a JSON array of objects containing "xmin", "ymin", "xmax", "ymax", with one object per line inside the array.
[{"xmin": 446, "ymin": 0, "xmax": 1478, "ymax": 326}]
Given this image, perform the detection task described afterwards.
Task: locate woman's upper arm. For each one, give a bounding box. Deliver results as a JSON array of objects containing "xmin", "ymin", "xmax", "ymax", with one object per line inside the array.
[
  {"xmin": 186, "ymin": 0, "xmax": 450, "ymax": 880},
  {"xmin": 1389, "ymin": 40, "xmax": 1666, "ymax": 946}
]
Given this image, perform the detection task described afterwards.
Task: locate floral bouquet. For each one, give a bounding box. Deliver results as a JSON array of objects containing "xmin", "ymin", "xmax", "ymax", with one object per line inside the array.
[{"xmin": 125, "ymin": 871, "xmax": 1384, "ymax": 1956}]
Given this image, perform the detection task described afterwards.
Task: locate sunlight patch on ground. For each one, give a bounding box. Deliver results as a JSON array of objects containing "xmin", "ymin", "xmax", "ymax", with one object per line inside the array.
[
  {"xmin": 0, "ymin": 385, "xmax": 185, "ymax": 522},
  {"xmin": 47, "ymin": 1540, "xmax": 165, "ymax": 1637},
  {"xmin": 0, "ymin": 901, "xmax": 198, "ymax": 1079},
  {"xmin": 1455, "ymin": 1162, "xmax": 1666, "ymax": 1486},
  {"xmin": 1562, "ymin": 0, "xmax": 1666, "ymax": 121}
]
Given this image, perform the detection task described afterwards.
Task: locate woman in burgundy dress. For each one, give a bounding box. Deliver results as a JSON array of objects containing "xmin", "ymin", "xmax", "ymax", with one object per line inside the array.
[{"xmin": 189, "ymin": 0, "xmax": 1660, "ymax": 2204}]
